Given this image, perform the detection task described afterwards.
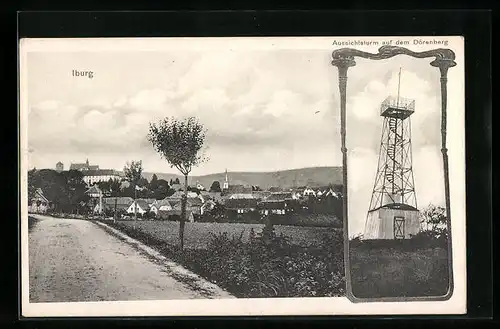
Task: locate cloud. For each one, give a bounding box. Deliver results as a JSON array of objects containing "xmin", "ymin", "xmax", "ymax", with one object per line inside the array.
[
  {"xmin": 347, "ymin": 147, "xmax": 379, "ymax": 237},
  {"xmin": 27, "ymin": 49, "xmax": 342, "ymax": 173},
  {"xmin": 413, "ymin": 146, "xmax": 446, "ymax": 207},
  {"xmin": 128, "ymin": 89, "xmax": 170, "ymax": 112}
]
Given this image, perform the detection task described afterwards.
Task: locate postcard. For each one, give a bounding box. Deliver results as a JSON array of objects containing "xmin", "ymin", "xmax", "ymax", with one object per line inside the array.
[{"xmin": 19, "ymin": 36, "xmax": 466, "ymax": 317}]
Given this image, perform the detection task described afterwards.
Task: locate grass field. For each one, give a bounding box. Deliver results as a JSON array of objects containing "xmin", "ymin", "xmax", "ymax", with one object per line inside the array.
[
  {"xmin": 349, "ymin": 242, "xmax": 450, "ymax": 298},
  {"xmin": 104, "ymin": 219, "xmax": 345, "ymax": 298},
  {"xmin": 110, "ymin": 220, "xmax": 337, "ymax": 249}
]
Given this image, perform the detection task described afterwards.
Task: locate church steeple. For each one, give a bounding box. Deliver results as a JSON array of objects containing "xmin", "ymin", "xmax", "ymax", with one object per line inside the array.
[{"xmin": 223, "ymin": 168, "xmax": 229, "ymax": 190}]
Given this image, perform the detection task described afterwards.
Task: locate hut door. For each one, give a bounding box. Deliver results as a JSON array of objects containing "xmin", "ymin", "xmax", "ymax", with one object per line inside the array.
[{"xmin": 394, "ymin": 216, "xmax": 405, "ymax": 239}]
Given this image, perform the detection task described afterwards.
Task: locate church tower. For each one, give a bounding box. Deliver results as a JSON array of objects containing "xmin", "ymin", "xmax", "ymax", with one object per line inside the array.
[{"xmin": 223, "ymin": 168, "xmax": 229, "ymax": 190}]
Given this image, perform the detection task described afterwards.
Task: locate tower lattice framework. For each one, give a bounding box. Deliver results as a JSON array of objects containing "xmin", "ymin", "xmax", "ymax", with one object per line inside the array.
[{"xmin": 368, "ymin": 69, "xmax": 418, "ymax": 211}]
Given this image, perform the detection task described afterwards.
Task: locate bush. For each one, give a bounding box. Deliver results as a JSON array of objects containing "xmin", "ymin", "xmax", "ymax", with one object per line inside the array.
[
  {"xmin": 106, "ymin": 220, "xmax": 345, "ymax": 298},
  {"xmin": 410, "ymin": 230, "xmax": 448, "ymax": 249},
  {"xmin": 175, "ymin": 228, "xmax": 345, "ymax": 298}
]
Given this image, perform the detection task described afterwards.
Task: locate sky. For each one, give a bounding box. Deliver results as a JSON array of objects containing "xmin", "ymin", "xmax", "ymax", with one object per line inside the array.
[
  {"xmin": 23, "ymin": 38, "xmax": 459, "ymax": 237},
  {"xmin": 343, "ymin": 57, "xmax": 447, "ymax": 236},
  {"xmin": 26, "ymin": 48, "xmax": 341, "ymax": 175}
]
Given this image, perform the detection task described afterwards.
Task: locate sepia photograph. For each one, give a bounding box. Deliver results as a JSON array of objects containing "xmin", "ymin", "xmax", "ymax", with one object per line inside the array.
[
  {"xmin": 19, "ymin": 37, "xmax": 466, "ymax": 317},
  {"xmin": 330, "ymin": 44, "xmax": 462, "ymax": 300}
]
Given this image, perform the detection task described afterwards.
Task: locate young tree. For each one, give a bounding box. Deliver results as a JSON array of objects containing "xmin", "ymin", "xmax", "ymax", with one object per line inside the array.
[
  {"xmin": 147, "ymin": 116, "xmax": 207, "ymax": 250},
  {"xmin": 63, "ymin": 170, "xmax": 88, "ymax": 214},
  {"xmin": 209, "ymin": 180, "xmax": 222, "ymax": 192},
  {"xmin": 123, "ymin": 160, "xmax": 143, "ymax": 223}
]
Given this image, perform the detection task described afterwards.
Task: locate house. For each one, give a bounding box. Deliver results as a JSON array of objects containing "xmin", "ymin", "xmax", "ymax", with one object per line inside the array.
[
  {"xmin": 149, "ymin": 198, "xmax": 173, "ymax": 215},
  {"xmin": 85, "ymin": 185, "xmax": 103, "ymax": 198},
  {"xmin": 168, "ymin": 190, "xmax": 200, "ymax": 199},
  {"xmin": 291, "ymin": 187, "xmax": 305, "ymax": 198},
  {"xmin": 303, "ymin": 187, "xmax": 316, "ymax": 197},
  {"xmin": 195, "ymin": 181, "xmax": 206, "ymax": 191},
  {"xmin": 186, "ymin": 197, "xmax": 204, "ymax": 216},
  {"xmin": 189, "ymin": 191, "xmax": 203, "ymax": 202},
  {"xmin": 70, "ymin": 159, "xmax": 123, "ymax": 186},
  {"xmin": 200, "ymin": 199, "xmax": 217, "ymax": 215},
  {"xmin": 222, "ymin": 184, "xmax": 253, "ymax": 196},
  {"xmin": 258, "ymin": 200, "xmax": 287, "ymax": 216},
  {"xmin": 165, "ymin": 191, "xmax": 204, "ymax": 205},
  {"xmin": 28, "ymin": 188, "xmax": 52, "ymax": 214},
  {"xmin": 224, "ymin": 198, "xmax": 259, "ymax": 215},
  {"xmin": 126, "ymin": 199, "xmax": 151, "ymax": 217},
  {"xmin": 169, "ymin": 183, "xmax": 183, "ymax": 191},
  {"xmin": 228, "ymin": 193, "xmax": 258, "ymax": 200},
  {"xmin": 259, "ymin": 192, "xmax": 297, "ymax": 215},
  {"xmin": 266, "ymin": 192, "xmax": 298, "ymax": 201},
  {"xmin": 138, "ymin": 198, "xmax": 156, "ymax": 206},
  {"xmin": 70, "ymin": 158, "xmax": 99, "ymax": 171},
  {"xmin": 200, "ymin": 191, "xmax": 224, "ymax": 203},
  {"xmin": 324, "ymin": 188, "xmax": 341, "ymax": 198},
  {"xmin": 252, "ymin": 191, "xmax": 272, "ymax": 199},
  {"xmin": 82, "ymin": 169, "xmax": 124, "ymax": 187},
  {"xmin": 168, "ymin": 200, "xmax": 199, "ymax": 218},
  {"xmin": 94, "ymin": 197, "xmax": 134, "ymax": 214},
  {"xmin": 268, "ymin": 186, "xmax": 283, "ymax": 193}
]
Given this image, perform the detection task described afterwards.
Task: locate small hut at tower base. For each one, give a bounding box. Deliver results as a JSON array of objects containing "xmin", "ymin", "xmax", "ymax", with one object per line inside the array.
[{"xmin": 364, "ymin": 203, "xmax": 420, "ymax": 240}]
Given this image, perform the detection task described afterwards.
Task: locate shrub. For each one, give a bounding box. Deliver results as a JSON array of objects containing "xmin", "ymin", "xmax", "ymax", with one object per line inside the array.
[
  {"xmin": 105, "ymin": 220, "xmax": 345, "ymax": 298},
  {"xmin": 176, "ymin": 227, "xmax": 345, "ymax": 298}
]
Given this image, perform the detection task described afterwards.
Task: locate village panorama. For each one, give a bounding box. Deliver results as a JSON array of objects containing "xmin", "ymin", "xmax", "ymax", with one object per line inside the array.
[
  {"xmin": 27, "ymin": 152, "xmax": 345, "ymax": 302},
  {"xmin": 28, "ymin": 159, "xmax": 343, "ymax": 225}
]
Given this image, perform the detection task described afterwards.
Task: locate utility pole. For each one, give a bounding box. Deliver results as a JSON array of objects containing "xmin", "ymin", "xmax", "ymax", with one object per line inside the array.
[{"xmin": 134, "ymin": 183, "xmax": 137, "ymax": 221}]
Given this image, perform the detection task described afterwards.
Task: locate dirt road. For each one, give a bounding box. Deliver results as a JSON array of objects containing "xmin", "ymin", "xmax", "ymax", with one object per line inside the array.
[{"xmin": 28, "ymin": 215, "xmax": 232, "ymax": 302}]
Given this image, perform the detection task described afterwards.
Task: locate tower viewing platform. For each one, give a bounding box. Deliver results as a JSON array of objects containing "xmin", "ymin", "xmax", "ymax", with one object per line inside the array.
[{"xmin": 380, "ymin": 95, "xmax": 415, "ymax": 119}]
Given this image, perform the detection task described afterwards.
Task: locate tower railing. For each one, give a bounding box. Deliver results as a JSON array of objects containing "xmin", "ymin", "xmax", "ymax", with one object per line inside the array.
[{"xmin": 380, "ymin": 96, "xmax": 415, "ymax": 116}]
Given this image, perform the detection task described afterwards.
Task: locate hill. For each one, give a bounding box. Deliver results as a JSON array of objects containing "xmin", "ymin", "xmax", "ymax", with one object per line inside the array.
[{"xmin": 142, "ymin": 166, "xmax": 343, "ymax": 190}]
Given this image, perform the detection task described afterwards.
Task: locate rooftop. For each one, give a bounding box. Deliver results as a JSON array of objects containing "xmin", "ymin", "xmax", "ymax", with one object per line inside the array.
[
  {"xmin": 224, "ymin": 198, "xmax": 259, "ymax": 209},
  {"xmin": 103, "ymin": 197, "xmax": 134, "ymax": 206},
  {"xmin": 258, "ymin": 200, "xmax": 286, "ymax": 209},
  {"xmin": 266, "ymin": 192, "xmax": 294, "ymax": 201},
  {"xmin": 81, "ymin": 169, "xmax": 123, "ymax": 177}
]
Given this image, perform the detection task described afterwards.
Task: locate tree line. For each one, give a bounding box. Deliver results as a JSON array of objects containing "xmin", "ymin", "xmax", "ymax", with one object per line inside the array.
[
  {"xmin": 27, "ymin": 168, "xmax": 188, "ymax": 214},
  {"xmin": 28, "ymin": 168, "xmax": 89, "ymax": 214}
]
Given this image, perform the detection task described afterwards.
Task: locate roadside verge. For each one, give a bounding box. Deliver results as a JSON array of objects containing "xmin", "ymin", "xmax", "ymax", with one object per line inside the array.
[{"xmin": 94, "ymin": 220, "xmax": 235, "ymax": 299}]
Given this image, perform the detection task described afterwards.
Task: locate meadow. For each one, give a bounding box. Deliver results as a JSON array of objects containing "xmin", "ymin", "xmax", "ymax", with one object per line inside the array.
[
  {"xmin": 110, "ymin": 220, "xmax": 338, "ymax": 249},
  {"xmin": 349, "ymin": 239, "xmax": 450, "ymax": 298},
  {"xmin": 104, "ymin": 219, "xmax": 345, "ymax": 298}
]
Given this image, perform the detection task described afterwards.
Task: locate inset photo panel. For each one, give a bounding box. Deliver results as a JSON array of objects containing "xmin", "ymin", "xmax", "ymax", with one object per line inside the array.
[{"xmin": 331, "ymin": 37, "xmax": 466, "ymax": 302}]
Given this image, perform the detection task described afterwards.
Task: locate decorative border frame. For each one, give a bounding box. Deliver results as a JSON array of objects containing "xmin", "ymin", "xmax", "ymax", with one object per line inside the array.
[{"xmin": 331, "ymin": 45, "xmax": 456, "ymax": 302}]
